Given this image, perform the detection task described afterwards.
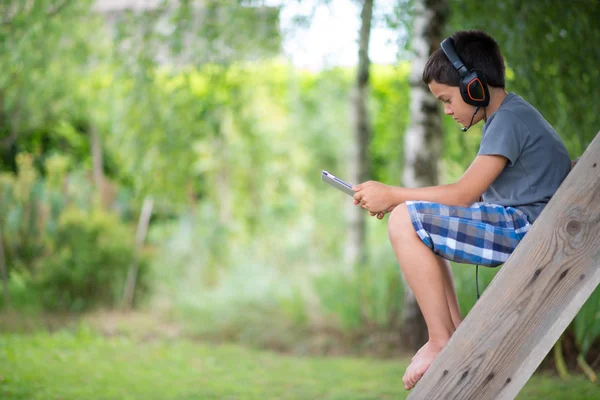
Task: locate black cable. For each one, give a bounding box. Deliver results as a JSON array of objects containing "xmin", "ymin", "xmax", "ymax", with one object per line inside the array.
[
  {"xmin": 475, "ymin": 106, "xmax": 488, "ymax": 302},
  {"xmin": 476, "ymin": 264, "xmax": 480, "ymax": 300},
  {"xmin": 461, "ymin": 106, "xmax": 480, "ymax": 132}
]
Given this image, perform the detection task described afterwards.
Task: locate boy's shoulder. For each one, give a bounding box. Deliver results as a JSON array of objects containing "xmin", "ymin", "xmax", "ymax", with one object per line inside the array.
[
  {"xmin": 479, "ymin": 92, "xmax": 568, "ymax": 168},
  {"xmin": 484, "ymin": 92, "xmax": 552, "ymax": 137},
  {"xmin": 491, "ymin": 93, "xmax": 535, "ymax": 119}
]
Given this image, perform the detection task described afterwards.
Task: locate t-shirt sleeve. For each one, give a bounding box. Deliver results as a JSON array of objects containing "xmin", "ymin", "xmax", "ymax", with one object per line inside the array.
[{"xmin": 477, "ymin": 111, "xmax": 525, "ymax": 167}]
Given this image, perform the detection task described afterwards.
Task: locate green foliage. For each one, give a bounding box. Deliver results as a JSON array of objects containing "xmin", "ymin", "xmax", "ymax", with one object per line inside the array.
[
  {"xmin": 35, "ymin": 208, "xmax": 145, "ymax": 311},
  {"xmin": 451, "ymin": 262, "xmax": 500, "ymax": 316},
  {"xmin": 370, "ymin": 63, "xmax": 411, "ymax": 184},
  {"xmin": 0, "ymin": 151, "xmax": 143, "ymax": 312},
  {"xmin": 139, "ymin": 63, "xmax": 411, "ymax": 348},
  {"xmin": 573, "ymin": 286, "xmax": 600, "ymax": 356},
  {"xmin": 178, "ymin": 295, "xmax": 309, "ymax": 352},
  {"xmin": 0, "ymin": 1, "xmax": 101, "ymax": 171},
  {"xmin": 313, "ymin": 262, "xmax": 404, "ymax": 334},
  {"xmin": 0, "ymin": 154, "xmax": 60, "ymax": 273}
]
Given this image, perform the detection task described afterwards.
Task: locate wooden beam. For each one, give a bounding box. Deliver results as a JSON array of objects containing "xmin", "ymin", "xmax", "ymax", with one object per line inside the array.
[{"xmin": 408, "ymin": 131, "xmax": 600, "ymax": 400}]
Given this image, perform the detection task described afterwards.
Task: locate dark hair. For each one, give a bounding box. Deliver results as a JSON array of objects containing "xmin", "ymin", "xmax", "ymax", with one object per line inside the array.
[{"xmin": 422, "ymin": 30, "xmax": 505, "ymax": 88}]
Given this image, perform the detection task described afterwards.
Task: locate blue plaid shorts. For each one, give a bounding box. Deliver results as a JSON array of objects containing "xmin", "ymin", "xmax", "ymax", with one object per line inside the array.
[{"xmin": 406, "ymin": 201, "xmax": 532, "ymax": 267}]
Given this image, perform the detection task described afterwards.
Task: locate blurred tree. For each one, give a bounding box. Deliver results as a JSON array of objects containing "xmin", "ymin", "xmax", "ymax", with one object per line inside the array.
[
  {"xmin": 97, "ymin": 0, "xmax": 283, "ymax": 208},
  {"xmin": 345, "ymin": 0, "xmax": 374, "ymax": 271},
  {"xmin": 0, "ymin": 0, "xmax": 96, "ymax": 171},
  {"xmin": 401, "ymin": 0, "xmax": 448, "ymax": 351}
]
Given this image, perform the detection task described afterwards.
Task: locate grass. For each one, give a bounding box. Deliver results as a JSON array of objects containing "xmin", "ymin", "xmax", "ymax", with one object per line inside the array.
[{"xmin": 1, "ymin": 328, "xmax": 599, "ymax": 400}]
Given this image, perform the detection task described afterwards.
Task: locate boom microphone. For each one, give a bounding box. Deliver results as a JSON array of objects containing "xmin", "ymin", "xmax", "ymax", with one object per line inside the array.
[{"xmin": 461, "ymin": 106, "xmax": 480, "ymax": 132}]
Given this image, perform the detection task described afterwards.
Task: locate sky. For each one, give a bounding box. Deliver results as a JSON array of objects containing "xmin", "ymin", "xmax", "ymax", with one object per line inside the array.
[{"xmin": 268, "ymin": 0, "xmax": 401, "ymax": 70}]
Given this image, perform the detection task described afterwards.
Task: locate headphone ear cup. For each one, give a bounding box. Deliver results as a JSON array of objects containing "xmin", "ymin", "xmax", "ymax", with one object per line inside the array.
[
  {"xmin": 460, "ymin": 71, "xmax": 490, "ymax": 107},
  {"xmin": 467, "ymin": 78, "xmax": 485, "ymax": 101}
]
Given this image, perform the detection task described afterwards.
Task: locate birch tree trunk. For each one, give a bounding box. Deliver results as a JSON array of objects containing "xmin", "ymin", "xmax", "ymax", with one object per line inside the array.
[
  {"xmin": 89, "ymin": 124, "xmax": 106, "ymax": 208},
  {"xmin": 122, "ymin": 196, "xmax": 154, "ymax": 309},
  {"xmin": 401, "ymin": 0, "xmax": 448, "ymax": 351},
  {"xmin": 345, "ymin": 0, "xmax": 374, "ymax": 271}
]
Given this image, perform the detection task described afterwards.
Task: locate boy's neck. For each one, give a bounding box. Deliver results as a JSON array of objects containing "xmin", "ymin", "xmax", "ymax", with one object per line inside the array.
[{"xmin": 485, "ymin": 87, "xmax": 509, "ymax": 119}]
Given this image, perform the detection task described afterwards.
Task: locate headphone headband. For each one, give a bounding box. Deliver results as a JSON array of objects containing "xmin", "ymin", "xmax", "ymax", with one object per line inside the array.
[
  {"xmin": 440, "ymin": 36, "xmax": 490, "ymax": 108},
  {"xmin": 440, "ymin": 38, "xmax": 468, "ymax": 76}
]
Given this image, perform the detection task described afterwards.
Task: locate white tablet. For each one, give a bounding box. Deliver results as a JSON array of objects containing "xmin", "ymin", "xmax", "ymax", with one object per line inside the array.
[{"xmin": 321, "ymin": 170, "xmax": 355, "ymax": 196}]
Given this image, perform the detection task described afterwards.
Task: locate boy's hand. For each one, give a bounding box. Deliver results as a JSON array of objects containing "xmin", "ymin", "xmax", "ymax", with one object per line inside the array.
[
  {"xmin": 352, "ymin": 181, "xmax": 395, "ymax": 213},
  {"xmin": 369, "ymin": 207, "xmax": 396, "ymax": 219}
]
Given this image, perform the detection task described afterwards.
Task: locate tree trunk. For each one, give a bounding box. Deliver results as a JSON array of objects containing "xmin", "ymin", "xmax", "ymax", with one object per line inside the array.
[
  {"xmin": 345, "ymin": 0, "xmax": 374, "ymax": 271},
  {"xmin": 122, "ymin": 196, "xmax": 154, "ymax": 309},
  {"xmin": 401, "ymin": 0, "xmax": 448, "ymax": 351},
  {"xmin": 0, "ymin": 226, "xmax": 10, "ymax": 308},
  {"xmin": 89, "ymin": 124, "xmax": 106, "ymax": 208}
]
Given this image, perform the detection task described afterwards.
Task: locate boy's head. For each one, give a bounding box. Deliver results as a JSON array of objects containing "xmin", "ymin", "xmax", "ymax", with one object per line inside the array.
[{"xmin": 423, "ymin": 30, "xmax": 506, "ymax": 128}]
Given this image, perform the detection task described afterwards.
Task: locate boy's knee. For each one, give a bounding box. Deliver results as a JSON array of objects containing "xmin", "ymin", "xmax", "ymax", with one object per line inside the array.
[{"xmin": 388, "ymin": 203, "xmax": 414, "ymax": 239}]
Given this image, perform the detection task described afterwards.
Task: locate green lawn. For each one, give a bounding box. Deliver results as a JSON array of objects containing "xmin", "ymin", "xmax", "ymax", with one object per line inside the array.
[{"xmin": 0, "ymin": 329, "xmax": 597, "ymax": 400}]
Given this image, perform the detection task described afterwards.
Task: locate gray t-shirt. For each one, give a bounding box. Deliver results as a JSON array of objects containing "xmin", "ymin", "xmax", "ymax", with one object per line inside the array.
[{"xmin": 477, "ymin": 92, "xmax": 571, "ymax": 223}]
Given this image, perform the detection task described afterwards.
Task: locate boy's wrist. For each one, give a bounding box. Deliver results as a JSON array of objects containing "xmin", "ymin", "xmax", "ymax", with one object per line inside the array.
[{"xmin": 388, "ymin": 186, "xmax": 406, "ymax": 206}]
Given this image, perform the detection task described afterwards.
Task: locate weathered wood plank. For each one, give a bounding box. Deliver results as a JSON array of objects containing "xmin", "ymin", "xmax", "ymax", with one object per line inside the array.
[{"xmin": 408, "ymin": 131, "xmax": 600, "ymax": 400}]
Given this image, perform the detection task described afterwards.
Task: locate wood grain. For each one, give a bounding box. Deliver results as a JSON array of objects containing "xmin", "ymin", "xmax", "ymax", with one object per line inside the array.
[{"xmin": 408, "ymin": 132, "xmax": 600, "ymax": 400}]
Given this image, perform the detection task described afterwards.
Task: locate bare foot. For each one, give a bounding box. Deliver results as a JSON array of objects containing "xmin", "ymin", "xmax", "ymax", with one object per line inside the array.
[
  {"xmin": 412, "ymin": 343, "xmax": 427, "ymax": 361},
  {"xmin": 403, "ymin": 341, "xmax": 447, "ymax": 390},
  {"xmin": 411, "ymin": 320, "xmax": 460, "ymax": 362}
]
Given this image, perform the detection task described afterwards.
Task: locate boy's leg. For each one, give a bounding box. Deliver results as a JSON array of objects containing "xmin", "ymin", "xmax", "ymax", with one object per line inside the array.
[
  {"xmin": 413, "ymin": 257, "xmax": 462, "ymax": 361},
  {"xmin": 388, "ymin": 204, "xmax": 455, "ymax": 390},
  {"xmin": 437, "ymin": 256, "xmax": 463, "ymax": 329},
  {"xmin": 395, "ymin": 200, "xmax": 531, "ymax": 389}
]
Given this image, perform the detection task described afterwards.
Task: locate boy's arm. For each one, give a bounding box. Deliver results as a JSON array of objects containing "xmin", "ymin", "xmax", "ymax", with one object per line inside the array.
[{"xmin": 389, "ymin": 155, "xmax": 508, "ymax": 207}]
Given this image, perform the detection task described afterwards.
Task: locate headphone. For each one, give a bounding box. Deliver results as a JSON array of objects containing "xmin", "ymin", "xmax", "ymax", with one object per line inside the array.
[{"xmin": 440, "ymin": 37, "xmax": 490, "ymax": 107}]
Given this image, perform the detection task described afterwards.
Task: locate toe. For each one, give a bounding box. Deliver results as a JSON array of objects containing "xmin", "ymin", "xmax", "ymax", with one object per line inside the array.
[
  {"xmin": 413, "ymin": 370, "xmax": 423, "ymax": 387},
  {"xmin": 412, "ymin": 363, "xmax": 431, "ymax": 389},
  {"xmin": 407, "ymin": 368, "xmax": 416, "ymax": 389},
  {"xmin": 404, "ymin": 365, "xmax": 414, "ymax": 390}
]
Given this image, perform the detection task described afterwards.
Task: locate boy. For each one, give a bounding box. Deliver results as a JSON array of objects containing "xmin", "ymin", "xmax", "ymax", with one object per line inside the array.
[{"xmin": 351, "ymin": 30, "xmax": 571, "ymax": 391}]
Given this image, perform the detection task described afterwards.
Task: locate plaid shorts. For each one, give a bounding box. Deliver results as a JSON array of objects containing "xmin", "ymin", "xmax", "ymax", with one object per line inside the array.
[{"xmin": 406, "ymin": 201, "xmax": 532, "ymax": 267}]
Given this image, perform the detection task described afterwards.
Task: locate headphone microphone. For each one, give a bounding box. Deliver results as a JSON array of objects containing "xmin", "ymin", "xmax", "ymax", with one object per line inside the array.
[{"xmin": 461, "ymin": 106, "xmax": 480, "ymax": 132}]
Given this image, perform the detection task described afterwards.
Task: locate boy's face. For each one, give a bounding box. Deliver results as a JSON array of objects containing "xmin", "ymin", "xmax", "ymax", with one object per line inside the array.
[{"xmin": 428, "ymin": 81, "xmax": 483, "ymax": 129}]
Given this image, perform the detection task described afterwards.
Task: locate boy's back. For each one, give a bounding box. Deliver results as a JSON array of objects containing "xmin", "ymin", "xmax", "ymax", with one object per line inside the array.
[{"xmin": 478, "ymin": 92, "xmax": 571, "ymax": 222}]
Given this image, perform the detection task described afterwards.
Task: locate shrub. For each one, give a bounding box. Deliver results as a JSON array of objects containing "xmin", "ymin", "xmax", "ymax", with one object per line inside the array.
[{"xmin": 35, "ymin": 208, "xmax": 146, "ymax": 311}]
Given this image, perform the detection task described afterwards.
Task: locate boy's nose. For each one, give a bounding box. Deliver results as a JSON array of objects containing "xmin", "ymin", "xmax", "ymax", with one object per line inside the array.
[{"xmin": 444, "ymin": 104, "xmax": 453, "ymax": 115}]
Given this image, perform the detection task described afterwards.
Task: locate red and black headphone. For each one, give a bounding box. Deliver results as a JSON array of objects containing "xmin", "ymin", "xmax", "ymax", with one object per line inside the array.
[{"xmin": 440, "ymin": 37, "xmax": 490, "ymax": 108}]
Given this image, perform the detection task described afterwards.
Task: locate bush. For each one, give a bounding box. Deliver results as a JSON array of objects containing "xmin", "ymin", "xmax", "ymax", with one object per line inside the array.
[
  {"xmin": 35, "ymin": 208, "xmax": 146, "ymax": 311},
  {"xmin": 313, "ymin": 262, "xmax": 404, "ymax": 335}
]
